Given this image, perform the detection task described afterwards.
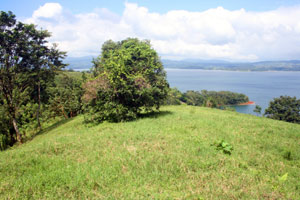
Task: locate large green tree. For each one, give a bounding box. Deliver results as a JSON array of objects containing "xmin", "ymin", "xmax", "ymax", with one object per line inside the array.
[
  {"xmin": 0, "ymin": 11, "xmax": 65, "ymax": 143},
  {"xmin": 264, "ymin": 96, "xmax": 300, "ymax": 123},
  {"xmin": 30, "ymin": 42, "xmax": 66, "ymax": 129},
  {"xmin": 83, "ymin": 38, "xmax": 169, "ymax": 122}
]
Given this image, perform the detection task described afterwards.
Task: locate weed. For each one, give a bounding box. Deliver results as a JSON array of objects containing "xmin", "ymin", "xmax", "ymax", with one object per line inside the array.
[{"xmin": 213, "ymin": 140, "xmax": 234, "ymax": 155}]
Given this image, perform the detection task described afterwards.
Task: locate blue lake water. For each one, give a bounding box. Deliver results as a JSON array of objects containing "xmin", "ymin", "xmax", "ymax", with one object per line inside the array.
[{"xmin": 165, "ymin": 69, "xmax": 300, "ymax": 115}]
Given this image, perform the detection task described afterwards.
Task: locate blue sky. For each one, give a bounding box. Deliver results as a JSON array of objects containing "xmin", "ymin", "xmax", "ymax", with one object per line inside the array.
[
  {"xmin": 2, "ymin": 0, "xmax": 300, "ymax": 17},
  {"xmin": 2, "ymin": 0, "xmax": 300, "ymax": 60}
]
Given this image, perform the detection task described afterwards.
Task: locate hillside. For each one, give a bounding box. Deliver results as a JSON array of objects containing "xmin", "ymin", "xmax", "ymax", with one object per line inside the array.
[{"xmin": 0, "ymin": 106, "xmax": 299, "ymax": 199}]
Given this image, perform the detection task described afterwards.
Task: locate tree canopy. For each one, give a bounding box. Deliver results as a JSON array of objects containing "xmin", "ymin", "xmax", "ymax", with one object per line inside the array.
[
  {"xmin": 83, "ymin": 38, "xmax": 169, "ymax": 122},
  {"xmin": 167, "ymin": 90, "xmax": 249, "ymax": 108},
  {"xmin": 0, "ymin": 11, "xmax": 66, "ymax": 143}
]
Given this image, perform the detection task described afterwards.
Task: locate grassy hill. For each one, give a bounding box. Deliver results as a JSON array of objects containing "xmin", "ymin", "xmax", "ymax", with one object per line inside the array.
[{"xmin": 0, "ymin": 105, "xmax": 299, "ymax": 199}]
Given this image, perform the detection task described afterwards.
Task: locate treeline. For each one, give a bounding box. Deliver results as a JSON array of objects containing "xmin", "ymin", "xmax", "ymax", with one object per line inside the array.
[
  {"xmin": 0, "ymin": 70, "xmax": 87, "ymax": 150},
  {"xmin": 0, "ymin": 11, "xmax": 86, "ymax": 150},
  {"xmin": 1, "ymin": 11, "xmax": 169, "ymax": 150},
  {"xmin": 165, "ymin": 88, "xmax": 249, "ymax": 108}
]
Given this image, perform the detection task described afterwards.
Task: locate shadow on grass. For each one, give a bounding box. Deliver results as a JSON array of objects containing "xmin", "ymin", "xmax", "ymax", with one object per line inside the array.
[
  {"xmin": 138, "ymin": 110, "xmax": 173, "ymax": 119},
  {"xmin": 24, "ymin": 118, "xmax": 75, "ymax": 143},
  {"xmin": 86, "ymin": 110, "xmax": 174, "ymax": 125}
]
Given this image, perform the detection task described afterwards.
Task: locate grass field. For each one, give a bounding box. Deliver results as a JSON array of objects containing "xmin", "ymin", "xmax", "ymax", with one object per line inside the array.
[{"xmin": 0, "ymin": 105, "xmax": 299, "ymax": 199}]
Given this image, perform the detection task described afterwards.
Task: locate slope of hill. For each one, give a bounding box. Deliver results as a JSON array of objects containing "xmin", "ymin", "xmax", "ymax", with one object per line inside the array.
[{"xmin": 1, "ymin": 106, "xmax": 299, "ymax": 199}]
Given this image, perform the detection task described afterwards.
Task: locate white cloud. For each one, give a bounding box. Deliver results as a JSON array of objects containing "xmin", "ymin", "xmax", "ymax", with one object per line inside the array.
[
  {"xmin": 33, "ymin": 3, "xmax": 62, "ymax": 19},
  {"xmin": 25, "ymin": 3, "xmax": 300, "ymax": 61}
]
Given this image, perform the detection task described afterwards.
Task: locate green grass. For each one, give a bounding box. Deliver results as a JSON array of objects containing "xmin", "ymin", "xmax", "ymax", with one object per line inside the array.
[{"xmin": 1, "ymin": 105, "xmax": 300, "ymax": 199}]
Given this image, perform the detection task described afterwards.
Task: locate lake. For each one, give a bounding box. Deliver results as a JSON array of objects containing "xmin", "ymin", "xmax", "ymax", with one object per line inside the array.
[{"xmin": 165, "ymin": 69, "xmax": 300, "ymax": 115}]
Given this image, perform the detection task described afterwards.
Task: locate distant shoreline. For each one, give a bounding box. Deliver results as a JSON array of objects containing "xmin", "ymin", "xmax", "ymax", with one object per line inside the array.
[
  {"xmin": 66, "ymin": 57, "xmax": 300, "ymax": 72},
  {"xmin": 69, "ymin": 67, "xmax": 300, "ymax": 72},
  {"xmin": 164, "ymin": 68, "xmax": 300, "ymax": 72},
  {"xmin": 238, "ymin": 101, "xmax": 255, "ymax": 106},
  {"xmin": 70, "ymin": 67, "xmax": 300, "ymax": 72}
]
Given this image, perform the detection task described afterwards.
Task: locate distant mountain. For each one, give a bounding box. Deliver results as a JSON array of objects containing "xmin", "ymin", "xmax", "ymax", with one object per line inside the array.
[
  {"xmin": 180, "ymin": 59, "xmax": 231, "ymax": 64},
  {"xmin": 64, "ymin": 56, "xmax": 94, "ymax": 71},
  {"xmin": 162, "ymin": 59, "xmax": 300, "ymax": 71},
  {"xmin": 65, "ymin": 56, "xmax": 300, "ymax": 71}
]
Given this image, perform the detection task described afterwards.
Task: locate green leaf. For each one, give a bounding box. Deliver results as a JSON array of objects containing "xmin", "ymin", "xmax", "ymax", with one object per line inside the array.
[{"xmin": 278, "ymin": 173, "xmax": 288, "ymax": 182}]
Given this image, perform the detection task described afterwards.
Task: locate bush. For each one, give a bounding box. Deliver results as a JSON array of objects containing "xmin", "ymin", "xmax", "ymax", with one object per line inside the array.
[
  {"xmin": 264, "ymin": 96, "xmax": 300, "ymax": 124},
  {"xmin": 164, "ymin": 88, "xmax": 183, "ymax": 105},
  {"xmin": 83, "ymin": 38, "xmax": 169, "ymax": 123}
]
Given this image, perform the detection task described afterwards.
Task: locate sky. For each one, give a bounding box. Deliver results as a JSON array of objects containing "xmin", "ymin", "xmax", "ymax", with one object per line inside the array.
[{"xmin": 2, "ymin": 0, "xmax": 300, "ymax": 61}]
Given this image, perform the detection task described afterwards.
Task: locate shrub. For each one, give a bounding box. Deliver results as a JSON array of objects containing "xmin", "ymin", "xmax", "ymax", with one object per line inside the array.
[
  {"xmin": 83, "ymin": 38, "xmax": 169, "ymax": 123},
  {"xmin": 164, "ymin": 88, "xmax": 183, "ymax": 105}
]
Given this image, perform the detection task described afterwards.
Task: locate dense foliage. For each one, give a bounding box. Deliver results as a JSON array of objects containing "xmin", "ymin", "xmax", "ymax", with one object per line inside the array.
[
  {"xmin": 0, "ymin": 104, "xmax": 14, "ymax": 150},
  {"xmin": 83, "ymin": 38, "xmax": 169, "ymax": 123},
  {"xmin": 264, "ymin": 96, "xmax": 300, "ymax": 124},
  {"xmin": 165, "ymin": 88, "xmax": 249, "ymax": 108},
  {"xmin": 47, "ymin": 72, "xmax": 84, "ymax": 119},
  {"xmin": 0, "ymin": 11, "xmax": 66, "ymax": 147},
  {"xmin": 164, "ymin": 88, "xmax": 183, "ymax": 105}
]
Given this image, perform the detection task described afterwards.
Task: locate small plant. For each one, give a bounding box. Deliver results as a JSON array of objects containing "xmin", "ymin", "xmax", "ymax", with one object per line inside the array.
[
  {"xmin": 278, "ymin": 173, "xmax": 288, "ymax": 183},
  {"xmin": 212, "ymin": 140, "xmax": 234, "ymax": 155},
  {"xmin": 283, "ymin": 150, "xmax": 292, "ymax": 160}
]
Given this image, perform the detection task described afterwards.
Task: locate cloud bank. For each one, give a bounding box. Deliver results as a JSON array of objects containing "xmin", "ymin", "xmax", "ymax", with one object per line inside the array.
[{"xmin": 25, "ymin": 3, "xmax": 300, "ymax": 61}]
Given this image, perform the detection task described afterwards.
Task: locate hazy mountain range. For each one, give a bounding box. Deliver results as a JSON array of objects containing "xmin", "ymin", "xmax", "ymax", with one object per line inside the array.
[{"xmin": 65, "ymin": 56, "xmax": 300, "ymax": 71}]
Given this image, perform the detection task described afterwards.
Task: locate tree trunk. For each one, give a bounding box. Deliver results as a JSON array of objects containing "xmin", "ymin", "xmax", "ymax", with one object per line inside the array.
[
  {"xmin": 61, "ymin": 106, "xmax": 68, "ymax": 119},
  {"xmin": 12, "ymin": 117, "xmax": 22, "ymax": 143},
  {"xmin": 37, "ymin": 79, "xmax": 41, "ymax": 129}
]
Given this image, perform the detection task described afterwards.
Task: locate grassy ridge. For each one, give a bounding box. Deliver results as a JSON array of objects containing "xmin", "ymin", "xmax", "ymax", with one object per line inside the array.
[{"xmin": 0, "ymin": 105, "xmax": 299, "ymax": 199}]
